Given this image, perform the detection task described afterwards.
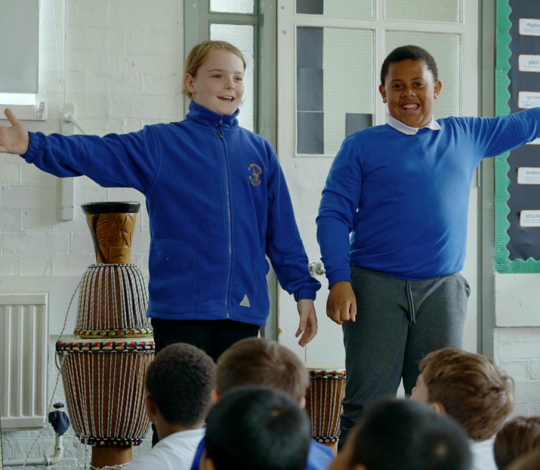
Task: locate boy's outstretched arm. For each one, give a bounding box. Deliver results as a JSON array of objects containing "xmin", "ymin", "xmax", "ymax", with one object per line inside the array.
[
  {"xmin": 0, "ymin": 109, "xmax": 30, "ymax": 155},
  {"xmin": 326, "ymin": 281, "xmax": 356, "ymax": 325},
  {"xmin": 295, "ymin": 299, "xmax": 318, "ymax": 347}
]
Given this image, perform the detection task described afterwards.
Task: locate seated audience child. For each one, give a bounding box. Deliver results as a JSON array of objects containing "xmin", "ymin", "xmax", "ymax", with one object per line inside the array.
[
  {"xmin": 329, "ymin": 398, "xmax": 472, "ymax": 470},
  {"xmin": 494, "ymin": 417, "xmax": 540, "ymax": 470},
  {"xmin": 190, "ymin": 337, "xmax": 335, "ymax": 470},
  {"xmin": 125, "ymin": 343, "xmax": 215, "ymax": 470},
  {"xmin": 411, "ymin": 348, "xmax": 515, "ymax": 470},
  {"xmin": 508, "ymin": 448, "xmax": 540, "ymax": 470},
  {"xmin": 201, "ymin": 386, "xmax": 312, "ymax": 470}
]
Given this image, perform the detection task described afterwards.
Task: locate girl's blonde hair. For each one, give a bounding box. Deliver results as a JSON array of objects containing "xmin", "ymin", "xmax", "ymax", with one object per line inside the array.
[{"xmin": 183, "ymin": 40, "xmax": 247, "ymax": 99}]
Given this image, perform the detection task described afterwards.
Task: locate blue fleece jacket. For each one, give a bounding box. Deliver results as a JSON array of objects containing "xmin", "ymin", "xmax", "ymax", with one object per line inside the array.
[
  {"xmin": 22, "ymin": 101, "xmax": 320, "ymax": 325},
  {"xmin": 317, "ymin": 108, "xmax": 540, "ymax": 285},
  {"xmin": 189, "ymin": 437, "xmax": 334, "ymax": 470}
]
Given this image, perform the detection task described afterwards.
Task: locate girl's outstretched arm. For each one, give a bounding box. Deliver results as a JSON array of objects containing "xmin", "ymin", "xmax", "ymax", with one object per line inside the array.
[{"xmin": 0, "ymin": 109, "xmax": 30, "ymax": 155}]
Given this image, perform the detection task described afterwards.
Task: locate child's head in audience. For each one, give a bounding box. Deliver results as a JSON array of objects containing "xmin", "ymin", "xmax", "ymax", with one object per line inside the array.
[
  {"xmin": 202, "ymin": 386, "xmax": 311, "ymax": 470},
  {"xmin": 145, "ymin": 343, "xmax": 215, "ymax": 439},
  {"xmin": 329, "ymin": 398, "xmax": 471, "ymax": 470},
  {"xmin": 411, "ymin": 348, "xmax": 515, "ymax": 441},
  {"xmin": 494, "ymin": 417, "xmax": 540, "ymax": 469},
  {"xmin": 214, "ymin": 337, "xmax": 309, "ymax": 405},
  {"xmin": 508, "ymin": 448, "xmax": 540, "ymax": 470}
]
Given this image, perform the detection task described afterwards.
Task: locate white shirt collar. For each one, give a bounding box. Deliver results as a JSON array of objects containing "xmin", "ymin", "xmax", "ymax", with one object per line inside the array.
[{"xmin": 386, "ymin": 113, "xmax": 441, "ymax": 135}]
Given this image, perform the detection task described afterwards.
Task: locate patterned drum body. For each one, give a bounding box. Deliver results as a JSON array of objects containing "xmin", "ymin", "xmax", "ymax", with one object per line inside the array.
[
  {"xmin": 75, "ymin": 264, "xmax": 151, "ymax": 337},
  {"xmin": 305, "ymin": 367, "xmax": 346, "ymax": 445},
  {"xmin": 56, "ymin": 337, "xmax": 154, "ymax": 447}
]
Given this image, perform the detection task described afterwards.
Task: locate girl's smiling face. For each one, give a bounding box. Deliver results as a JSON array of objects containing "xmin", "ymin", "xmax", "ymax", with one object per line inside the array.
[
  {"xmin": 185, "ymin": 50, "xmax": 245, "ymax": 115},
  {"xmin": 379, "ymin": 59, "xmax": 442, "ymax": 128}
]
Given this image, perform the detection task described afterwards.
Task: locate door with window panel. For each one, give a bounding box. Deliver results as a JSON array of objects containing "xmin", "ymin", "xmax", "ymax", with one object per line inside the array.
[{"xmin": 277, "ymin": 0, "xmax": 479, "ymax": 363}]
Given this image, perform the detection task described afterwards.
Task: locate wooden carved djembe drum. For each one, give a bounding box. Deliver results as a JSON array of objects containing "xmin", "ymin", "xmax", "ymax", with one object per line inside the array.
[
  {"xmin": 56, "ymin": 202, "xmax": 154, "ymax": 469},
  {"xmin": 305, "ymin": 364, "xmax": 346, "ymax": 454}
]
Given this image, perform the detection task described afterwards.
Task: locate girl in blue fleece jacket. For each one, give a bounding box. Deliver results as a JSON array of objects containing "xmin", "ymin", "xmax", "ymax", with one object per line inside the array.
[{"xmin": 0, "ymin": 40, "xmax": 320, "ymax": 361}]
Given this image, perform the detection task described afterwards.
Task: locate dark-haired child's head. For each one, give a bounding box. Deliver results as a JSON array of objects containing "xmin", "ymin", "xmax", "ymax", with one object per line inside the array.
[
  {"xmin": 495, "ymin": 417, "xmax": 540, "ymax": 470},
  {"xmin": 203, "ymin": 387, "xmax": 311, "ymax": 470},
  {"xmin": 412, "ymin": 348, "xmax": 515, "ymax": 441},
  {"xmin": 508, "ymin": 448, "xmax": 540, "ymax": 470},
  {"xmin": 145, "ymin": 343, "xmax": 215, "ymax": 429},
  {"xmin": 379, "ymin": 45, "xmax": 442, "ymax": 129},
  {"xmin": 330, "ymin": 399, "xmax": 471, "ymax": 470},
  {"xmin": 215, "ymin": 337, "xmax": 309, "ymax": 405}
]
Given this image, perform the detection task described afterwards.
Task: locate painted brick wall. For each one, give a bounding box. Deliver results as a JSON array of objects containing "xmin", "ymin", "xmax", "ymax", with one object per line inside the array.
[
  {"xmin": 495, "ymin": 328, "xmax": 540, "ymax": 417},
  {"xmin": 1, "ymin": 0, "xmax": 182, "ymax": 467}
]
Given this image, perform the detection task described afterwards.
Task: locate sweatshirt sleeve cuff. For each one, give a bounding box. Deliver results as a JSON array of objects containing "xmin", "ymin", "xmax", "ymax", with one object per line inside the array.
[
  {"xmin": 327, "ymin": 268, "xmax": 352, "ymax": 287},
  {"xmin": 21, "ymin": 132, "xmax": 40, "ymax": 162},
  {"xmin": 293, "ymin": 287, "xmax": 318, "ymax": 302}
]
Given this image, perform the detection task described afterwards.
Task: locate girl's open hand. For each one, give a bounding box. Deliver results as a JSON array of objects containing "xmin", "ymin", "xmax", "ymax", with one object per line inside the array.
[{"xmin": 0, "ymin": 109, "xmax": 30, "ymax": 155}]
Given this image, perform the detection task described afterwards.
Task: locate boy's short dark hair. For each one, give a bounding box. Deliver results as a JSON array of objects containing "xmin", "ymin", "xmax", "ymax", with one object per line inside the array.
[
  {"xmin": 419, "ymin": 348, "xmax": 515, "ymax": 441},
  {"xmin": 349, "ymin": 399, "xmax": 471, "ymax": 470},
  {"xmin": 145, "ymin": 343, "xmax": 215, "ymax": 426},
  {"xmin": 205, "ymin": 386, "xmax": 311, "ymax": 470},
  {"xmin": 380, "ymin": 45, "xmax": 439, "ymax": 85},
  {"xmin": 215, "ymin": 337, "xmax": 309, "ymax": 403},
  {"xmin": 495, "ymin": 417, "xmax": 540, "ymax": 470}
]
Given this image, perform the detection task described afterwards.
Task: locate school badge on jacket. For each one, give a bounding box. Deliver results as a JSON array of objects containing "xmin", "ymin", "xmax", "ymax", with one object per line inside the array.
[{"xmin": 249, "ymin": 163, "xmax": 262, "ymax": 186}]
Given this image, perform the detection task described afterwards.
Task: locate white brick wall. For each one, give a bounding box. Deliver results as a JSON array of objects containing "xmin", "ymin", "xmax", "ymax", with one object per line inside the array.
[
  {"xmin": 494, "ymin": 328, "xmax": 540, "ymax": 417},
  {"xmin": 1, "ymin": 0, "xmax": 182, "ymax": 466}
]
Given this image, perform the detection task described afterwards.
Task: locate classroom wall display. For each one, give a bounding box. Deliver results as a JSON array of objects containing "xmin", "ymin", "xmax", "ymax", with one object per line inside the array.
[{"xmin": 495, "ymin": 0, "xmax": 540, "ymax": 272}]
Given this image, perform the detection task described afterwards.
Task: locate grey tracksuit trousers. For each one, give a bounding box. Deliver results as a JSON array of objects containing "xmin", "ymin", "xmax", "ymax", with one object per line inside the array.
[{"xmin": 340, "ymin": 266, "xmax": 470, "ymax": 445}]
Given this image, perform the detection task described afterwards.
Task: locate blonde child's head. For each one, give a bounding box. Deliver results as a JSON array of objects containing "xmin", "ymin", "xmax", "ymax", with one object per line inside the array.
[
  {"xmin": 412, "ymin": 348, "xmax": 515, "ymax": 441},
  {"xmin": 494, "ymin": 417, "xmax": 540, "ymax": 470},
  {"xmin": 183, "ymin": 40, "xmax": 246, "ymax": 99},
  {"xmin": 214, "ymin": 337, "xmax": 309, "ymax": 404}
]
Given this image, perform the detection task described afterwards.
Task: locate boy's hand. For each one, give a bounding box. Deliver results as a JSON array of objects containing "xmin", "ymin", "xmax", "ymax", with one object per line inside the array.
[
  {"xmin": 327, "ymin": 281, "xmax": 357, "ymax": 325},
  {"xmin": 0, "ymin": 109, "xmax": 30, "ymax": 155},
  {"xmin": 295, "ymin": 299, "xmax": 318, "ymax": 347}
]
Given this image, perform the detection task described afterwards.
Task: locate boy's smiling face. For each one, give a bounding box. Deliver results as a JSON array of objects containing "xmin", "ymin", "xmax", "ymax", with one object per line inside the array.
[
  {"xmin": 379, "ymin": 59, "xmax": 442, "ymax": 128},
  {"xmin": 185, "ymin": 50, "xmax": 245, "ymax": 116}
]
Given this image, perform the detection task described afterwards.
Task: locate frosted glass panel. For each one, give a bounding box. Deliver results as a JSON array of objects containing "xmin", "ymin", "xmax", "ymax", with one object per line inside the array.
[
  {"xmin": 0, "ymin": 0, "xmax": 39, "ymax": 93},
  {"xmin": 210, "ymin": 24, "xmax": 254, "ymax": 132},
  {"xmin": 296, "ymin": 27, "xmax": 374, "ymax": 156},
  {"xmin": 324, "ymin": 29, "xmax": 374, "ymax": 155},
  {"xmin": 210, "ymin": 0, "xmax": 254, "ymax": 14},
  {"xmin": 386, "ymin": 0, "xmax": 461, "ymax": 22},
  {"xmin": 386, "ymin": 32, "xmax": 461, "ymax": 118},
  {"xmin": 324, "ymin": 0, "xmax": 375, "ymax": 19},
  {"xmin": 296, "ymin": 0, "xmax": 375, "ymax": 18}
]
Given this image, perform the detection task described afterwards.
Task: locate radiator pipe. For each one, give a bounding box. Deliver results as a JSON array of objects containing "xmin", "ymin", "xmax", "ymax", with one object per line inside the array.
[
  {"xmin": 4, "ymin": 403, "xmax": 68, "ymax": 467},
  {"xmin": 3, "ymin": 433, "xmax": 64, "ymax": 467}
]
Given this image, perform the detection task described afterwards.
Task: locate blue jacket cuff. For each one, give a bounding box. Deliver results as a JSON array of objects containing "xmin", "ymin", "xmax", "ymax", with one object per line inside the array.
[
  {"xmin": 327, "ymin": 268, "xmax": 352, "ymax": 287},
  {"xmin": 293, "ymin": 287, "xmax": 317, "ymax": 301},
  {"xmin": 21, "ymin": 132, "xmax": 39, "ymax": 162}
]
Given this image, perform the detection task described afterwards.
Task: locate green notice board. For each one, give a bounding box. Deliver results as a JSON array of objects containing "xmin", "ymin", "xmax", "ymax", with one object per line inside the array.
[{"xmin": 495, "ymin": 0, "xmax": 540, "ymax": 272}]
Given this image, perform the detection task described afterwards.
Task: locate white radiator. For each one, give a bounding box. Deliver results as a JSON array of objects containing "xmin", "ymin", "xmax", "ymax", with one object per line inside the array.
[{"xmin": 0, "ymin": 293, "xmax": 48, "ymax": 430}]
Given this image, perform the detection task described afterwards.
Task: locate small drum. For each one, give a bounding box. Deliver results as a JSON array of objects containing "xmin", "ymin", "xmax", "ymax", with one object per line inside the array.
[
  {"xmin": 305, "ymin": 364, "xmax": 346, "ymax": 452},
  {"xmin": 56, "ymin": 337, "xmax": 155, "ymax": 448}
]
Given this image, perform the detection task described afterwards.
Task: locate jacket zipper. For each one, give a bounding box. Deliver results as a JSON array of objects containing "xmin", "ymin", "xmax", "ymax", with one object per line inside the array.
[{"xmin": 217, "ymin": 117, "xmax": 231, "ymax": 319}]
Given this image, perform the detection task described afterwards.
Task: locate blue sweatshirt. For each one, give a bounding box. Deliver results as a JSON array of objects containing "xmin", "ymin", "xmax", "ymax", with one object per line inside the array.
[
  {"xmin": 317, "ymin": 108, "xmax": 540, "ymax": 285},
  {"xmin": 189, "ymin": 437, "xmax": 334, "ymax": 470},
  {"xmin": 22, "ymin": 101, "xmax": 320, "ymax": 326}
]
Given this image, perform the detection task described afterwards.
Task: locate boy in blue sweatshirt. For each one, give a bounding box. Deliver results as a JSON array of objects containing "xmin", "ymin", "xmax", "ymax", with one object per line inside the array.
[
  {"xmin": 316, "ymin": 45, "xmax": 540, "ymax": 446},
  {"xmin": 0, "ymin": 40, "xmax": 320, "ymax": 361}
]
